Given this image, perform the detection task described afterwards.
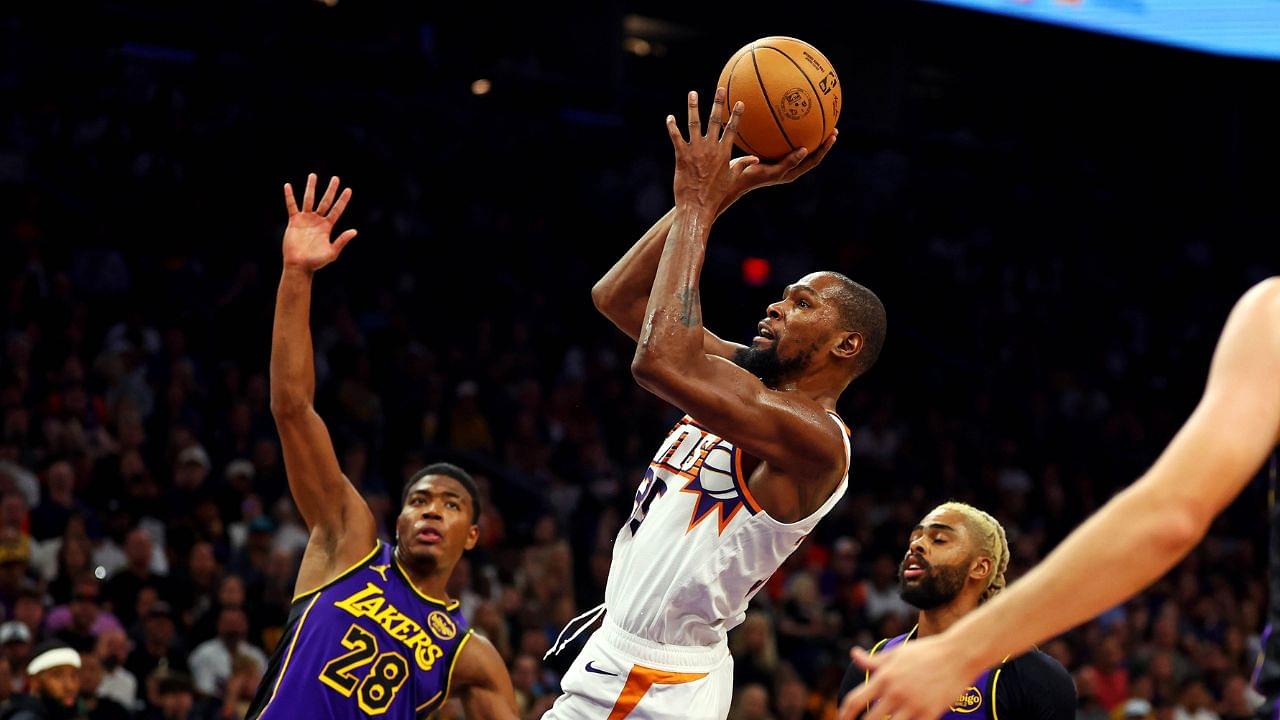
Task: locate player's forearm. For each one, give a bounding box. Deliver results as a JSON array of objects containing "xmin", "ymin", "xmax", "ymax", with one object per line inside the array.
[
  {"xmin": 941, "ymin": 379, "xmax": 1280, "ymax": 672},
  {"xmin": 947, "ymin": 282, "xmax": 1280, "ymax": 674},
  {"xmin": 269, "ymin": 266, "xmax": 318, "ymax": 416},
  {"xmin": 632, "ymin": 202, "xmax": 713, "ymax": 377},
  {"xmin": 592, "ymin": 208, "xmax": 677, "ymax": 336}
]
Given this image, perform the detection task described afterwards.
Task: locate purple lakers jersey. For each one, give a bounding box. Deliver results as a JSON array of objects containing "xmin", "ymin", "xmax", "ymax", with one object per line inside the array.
[
  {"xmin": 867, "ymin": 628, "xmax": 999, "ymax": 720},
  {"xmin": 247, "ymin": 541, "xmax": 471, "ymax": 719}
]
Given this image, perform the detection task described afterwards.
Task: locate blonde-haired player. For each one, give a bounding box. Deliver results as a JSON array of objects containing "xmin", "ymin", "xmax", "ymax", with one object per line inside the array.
[
  {"xmin": 839, "ymin": 502, "xmax": 1074, "ymax": 720},
  {"xmin": 544, "ymin": 91, "xmax": 883, "ymax": 719},
  {"xmin": 839, "ymin": 277, "xmax": 1280, "ymax": 720}
]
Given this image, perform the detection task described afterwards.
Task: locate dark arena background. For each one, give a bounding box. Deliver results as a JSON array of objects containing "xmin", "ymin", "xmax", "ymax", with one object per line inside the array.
[{"xmin": 1, "ymin": 1, "xmax": 1278, "ymax": 718}]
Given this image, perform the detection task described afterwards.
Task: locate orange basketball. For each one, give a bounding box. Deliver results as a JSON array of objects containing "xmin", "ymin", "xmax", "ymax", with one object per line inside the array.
[{"xmin": 717, "ymin": 37, "xmax": 840, "ymax": 161}]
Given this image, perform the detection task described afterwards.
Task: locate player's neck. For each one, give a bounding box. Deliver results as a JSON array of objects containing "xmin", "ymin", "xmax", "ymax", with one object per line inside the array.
[
  {"xmin": 916, "ymin": 594, "xmax": 981, "ymax": 638},
  {"xmin": 394, "ymin": 547, "xmax": 454, "ymax": 602},
  {"xmin": 772, "ymin": 375, "xmax": 841, "ymax": 411}
]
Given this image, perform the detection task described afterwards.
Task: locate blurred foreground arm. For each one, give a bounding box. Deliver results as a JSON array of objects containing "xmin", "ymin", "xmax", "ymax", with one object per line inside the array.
[{"xmin": 841, "ymin": 277, "xmax": 1280, "ymax": 720}]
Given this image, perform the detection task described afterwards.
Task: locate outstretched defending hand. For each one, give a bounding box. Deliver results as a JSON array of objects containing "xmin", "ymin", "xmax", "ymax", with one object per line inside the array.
[{"xmin": 282, "ymin": 173, "xmax": 357, "ymax": 273}]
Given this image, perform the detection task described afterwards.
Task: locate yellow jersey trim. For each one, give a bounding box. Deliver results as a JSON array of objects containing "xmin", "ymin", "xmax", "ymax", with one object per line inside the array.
[
  {"xmin": 864, "ymin": 637, "xmax": 892, "ymax": 686},
  {"xmin": 866, "ymin": 627, "xmax": 918, "ymax": 710},
  {"xmin": 990, "ymin": 667, "xmax": 1004, "ymax": 720},
  {"xmin": 257, "ymin": 594, "xmax": 320, "ymax": 717},
  {"xmin": 440, "ymin": 630, "xmax": 474, "ymax": 711},
  {"xmin": 416, "ymin": 690, "xmax": 444, "ymax": 714},
  {"xmin": 292, "ymin": 541, "xmax": 383, "ymax": 603},
  {"xmin": 393, "ymin": 554, "xmax": 461, "ymax": 610}
]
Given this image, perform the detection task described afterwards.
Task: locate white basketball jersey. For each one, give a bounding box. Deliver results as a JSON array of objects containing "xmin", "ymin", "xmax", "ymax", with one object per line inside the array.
[{"xmin": 604, "ymin": 412, "xmax": 851, "ymax": 647}]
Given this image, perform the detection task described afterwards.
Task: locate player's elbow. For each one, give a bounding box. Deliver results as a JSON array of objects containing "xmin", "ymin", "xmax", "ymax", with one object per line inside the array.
[
  {"xmin": 590, "ymin": 280, "xmax": 612, "ymax": 313},
  {"xmin": 630, "ymin": 350, "xmax": 661, "ymax": 386},
  {"xmin": 1154, "ymin": 502, "xmax": 1206, "ymax": 559},
  {"xmin": 269, "ymin": 394, "xmax": 312, "ymax": 420},
  {"xmin": 591, "ymin": 281, "xmax": 630, "ymax": 325},
  {"xmin": 630, "ymin": 347, "xmax": 675, "ymax": 390},
  {"xmin": 1132, "ymin": 485, "xmax": 1207, "ymax": 560}
]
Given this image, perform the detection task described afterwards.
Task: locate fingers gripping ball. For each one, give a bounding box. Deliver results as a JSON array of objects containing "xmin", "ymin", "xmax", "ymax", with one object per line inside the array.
[{"xmin": 717, "ymin": 37, "xmax": 840, "ymax": 160}]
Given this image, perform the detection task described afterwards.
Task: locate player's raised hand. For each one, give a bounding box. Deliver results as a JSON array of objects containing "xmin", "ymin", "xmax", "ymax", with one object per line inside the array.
[
  {"xmin": 838, "ymin": 635, "xmax": 980, "ymax": 720},
  {"xmin": 281, "ymin": 173, "xmax": 357, "ymax": 273},
  {"xmin": 731, "ymin": 129, "xmax": 836, "ymax": 197},
  {"xmin": 667, "ymin": 87, "xmax": 759, "ymax": 215}
]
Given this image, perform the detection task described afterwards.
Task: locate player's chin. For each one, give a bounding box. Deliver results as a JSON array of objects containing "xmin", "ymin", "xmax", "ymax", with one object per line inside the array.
[{"xmin": 403, "ymin": 538, "xmax": 449, "ymax": 562}]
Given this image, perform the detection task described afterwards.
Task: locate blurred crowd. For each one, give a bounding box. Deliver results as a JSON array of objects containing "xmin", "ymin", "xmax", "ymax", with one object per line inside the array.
[{"xmin": 1, "ymin": 3, "xmax": 1276, "ymax": 720}]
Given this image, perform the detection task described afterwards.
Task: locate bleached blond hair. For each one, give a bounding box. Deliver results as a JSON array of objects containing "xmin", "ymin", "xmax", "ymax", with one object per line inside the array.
[{"xmin": 933, "ymin": 501, "xmax": 1009, "ymax": 603}]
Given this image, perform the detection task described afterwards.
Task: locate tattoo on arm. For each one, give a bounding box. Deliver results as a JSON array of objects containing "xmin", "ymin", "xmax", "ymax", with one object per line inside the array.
[{"xmin": 679, "ymin": 286, "xmax": 701, "ymax": 327}]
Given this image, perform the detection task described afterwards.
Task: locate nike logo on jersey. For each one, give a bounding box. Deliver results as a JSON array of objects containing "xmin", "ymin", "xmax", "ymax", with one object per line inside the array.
[{"xmin": 585, "ymin": 661, "xmax": 618, "ymax": 676}]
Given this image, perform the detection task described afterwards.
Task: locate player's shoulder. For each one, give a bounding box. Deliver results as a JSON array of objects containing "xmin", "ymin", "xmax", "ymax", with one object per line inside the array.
[
  {"xmin": 993, "ymin": 647, "xmax": 1076, "ymax": 720},
  {"xmin": 452, "ymin": 630, "xmax": 502, "ymax": 683},
  {"xmin": 776, "ymin": 392, "xmax": 850, "ymax": 450},
  {"xmin": 1237, "ymin": 277, "xmax": 1280, "ymax": 324},
  {"xmin": 1250, "ymin": 275, "xmax": 1280, "ymax": 299},
  {"xmin": 1008, "ymin": 646, "xmax": 1069, "ymax": 672},
  {"xmin": 1002, "ymin": 647, "xmax": 1075, "ymax": 696}
]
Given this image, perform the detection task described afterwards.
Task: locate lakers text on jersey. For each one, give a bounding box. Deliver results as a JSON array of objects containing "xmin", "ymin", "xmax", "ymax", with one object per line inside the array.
[{"xmin": 245, "ymin": 541, "xmax": 471, "ymax": 720}]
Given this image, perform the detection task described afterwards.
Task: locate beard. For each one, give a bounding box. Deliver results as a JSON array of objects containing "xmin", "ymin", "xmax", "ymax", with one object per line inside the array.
[
  {"xmin": 733, "ymin": 343, "xmax": 810, "ymax": 386},
  {"xmin": 899, "ymin": 560, "xmax": 969, "ymax": 610}
]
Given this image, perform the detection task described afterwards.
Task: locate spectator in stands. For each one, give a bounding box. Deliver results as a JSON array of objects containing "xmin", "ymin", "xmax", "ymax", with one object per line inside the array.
[
  {"xmin": 93, "ymin": 630, "xmax": 136, "ymax": 711},
  {"xmin": 102, "ymin": 530, "xmax": 170, "ymax": 629},
  {"xmin": 46, "ymin": 574, "xmax": 122, "ymax": 653},
  {"xmin": 185, "ymin": 607, "xmax": 264, "ymax": 698},
  {"xmin": 2, "ymin": 641, "xmax": 79, "ymax": 720}
]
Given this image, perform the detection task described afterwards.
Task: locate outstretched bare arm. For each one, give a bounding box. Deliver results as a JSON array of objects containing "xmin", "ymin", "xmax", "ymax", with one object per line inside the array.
[
  {"xmin": 840, "ymin": 277, "xmax": 1280, "ymax": 720},
  {"xmin": 270, "ymin": 173, "xmax": 377, "ymax": 597},
  {"xmin": 630, "ymin": 90, "xmax": 845, "ymax": 488}
]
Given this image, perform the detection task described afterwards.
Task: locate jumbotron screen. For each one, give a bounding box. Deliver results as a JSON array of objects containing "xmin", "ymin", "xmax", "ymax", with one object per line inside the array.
[{"xmin": 919, "ymin": 0, "xmax": 1280, "ymax": 60}]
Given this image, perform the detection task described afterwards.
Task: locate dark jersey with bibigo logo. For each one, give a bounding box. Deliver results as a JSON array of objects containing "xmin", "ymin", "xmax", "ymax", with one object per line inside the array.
[{"xmin": 840, "ymin": 627, "xmax": 1076, "ymax": 720}]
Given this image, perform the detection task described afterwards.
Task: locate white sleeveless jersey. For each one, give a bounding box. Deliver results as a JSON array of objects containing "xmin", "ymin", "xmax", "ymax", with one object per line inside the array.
[{"xmin": 604, "ymin": 411, "xmax": 851, "ymax": 647}]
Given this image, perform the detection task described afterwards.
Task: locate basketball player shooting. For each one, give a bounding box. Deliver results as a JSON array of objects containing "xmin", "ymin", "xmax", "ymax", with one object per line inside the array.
[
  {"xmin": 245, "ymin": 174, "xmax": 517, "ymax": 720},
  {"xmin": 543, "ymin": 89, "xmax": 885, "ymax": 720},
  {"xmin": 839, "ymin": 277, "xmax": 1280, "ymax": 720}
]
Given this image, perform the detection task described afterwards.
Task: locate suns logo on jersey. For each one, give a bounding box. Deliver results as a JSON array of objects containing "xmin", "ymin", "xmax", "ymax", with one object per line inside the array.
[{"xmin": 648, "ymin": 419, "xmax": 752, "ymax": 536}]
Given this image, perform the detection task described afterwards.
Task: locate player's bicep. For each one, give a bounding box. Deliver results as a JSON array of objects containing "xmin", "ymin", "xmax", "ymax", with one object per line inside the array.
[
  {"xmin": 274, "ymin": 409, "xmax": 376, "ymax": 550},
  {"xmin": 456, "ymin": 635, "xmax": 518, "ymax": 720},
  {"xmin": 1200, "ymin": 280, "xmax": 1280, "ymax": 450},
  {"xmin": 636, "ymin": 353, "xmax": 840, "ymax": 475},
  {"xmin": 1151, "ymin": 281, "xmax": 1280, "ymax": 521}
]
